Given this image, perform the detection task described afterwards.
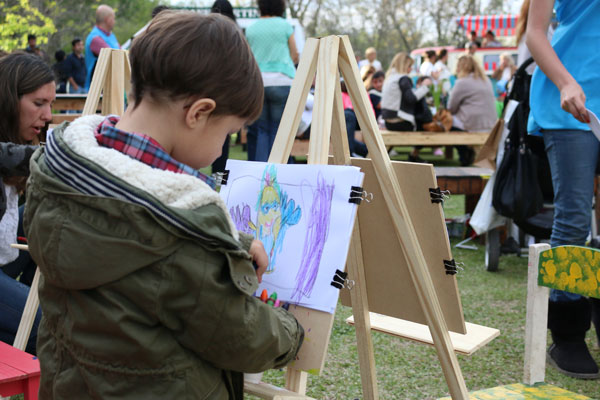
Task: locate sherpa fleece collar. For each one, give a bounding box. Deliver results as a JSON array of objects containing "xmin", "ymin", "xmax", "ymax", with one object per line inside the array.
[{"xmin": 54, "ymin": 115, "xmax": 239, "ymax": 241}]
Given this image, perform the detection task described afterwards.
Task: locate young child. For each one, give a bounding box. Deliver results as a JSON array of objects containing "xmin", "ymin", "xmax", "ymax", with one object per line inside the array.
[{"xmin": 24, "ymin": 12, "xmax": 304, "ymax": 399}]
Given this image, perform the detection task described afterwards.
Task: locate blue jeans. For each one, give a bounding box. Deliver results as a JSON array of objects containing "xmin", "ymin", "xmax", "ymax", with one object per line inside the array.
[
  {"xmin": 344, "ymin": 109, "xmax": 368, "ymax": 157},
  {"xmin": 251, "ymin": 86, "xmax": 291, "ymax": 162},
  {"xmin": 543, "ymin": 129, "xmax": 599, "ymax": 302},
  {"xmin": 0, "ymin": 270, "xmax": 41, "ymax": 354}
]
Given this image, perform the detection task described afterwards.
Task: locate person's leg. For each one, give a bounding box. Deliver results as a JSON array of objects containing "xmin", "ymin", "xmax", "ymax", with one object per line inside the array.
[
  {"xmin": 344, "ymin": 109, "xmax": 367, "ymax": 157},
  {"xmin": 385, "ymin": 120, "xmax": 419, "ymax": 161},
  {"xmin": 262, "ymin": 86, "xmax": 291, "ymax": 162},
  {"xmin": 543, "ymin": 128, "xmax": 600, "ymax": 378},
  {"xmin": 2, "ymin": 206, "xmax": 37, "ymax": 286},
  {"xmin": 0, "ymin": 270, "xmax": 41, "ymax": 355},
  {"xmin": 254, "ymin": 87, "xmax": 275, "ymax": 162},
  {"xmin": 246, "ymin": 122, "xmax": 258, "ymax": 161},
  {"xmin": 211, "ymin": 135, "xmax": 230, "ymax": 174}
]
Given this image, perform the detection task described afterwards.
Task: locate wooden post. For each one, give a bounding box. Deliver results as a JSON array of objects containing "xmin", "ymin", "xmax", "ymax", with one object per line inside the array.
[
  {"xmin": 330, "ymin": 74, "xmax": 379, "ymax": 400},
  {"xmin": 12, "ymin": 265, "xmax": 40, "ymax": 352},
  {"xmin": 83, "ymin": 48, "xmax": 130, "ymax": 117},
  {"xmin": 337, "ymin": 36, "xmax": 469, "ymax": 399},
  {"xmin": 523, "ymin": 243, "xmax": 551, "ymax": 385}
]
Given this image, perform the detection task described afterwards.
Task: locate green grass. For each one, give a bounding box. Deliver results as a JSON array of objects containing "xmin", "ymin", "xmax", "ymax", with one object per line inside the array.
[{"xmin": 227, "ymin": 142, "xmax": 600, "ymax": 400}]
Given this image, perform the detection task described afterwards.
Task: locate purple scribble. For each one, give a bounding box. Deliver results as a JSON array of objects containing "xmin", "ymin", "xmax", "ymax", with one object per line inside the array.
[
  {"xmin": 291, "ymin": 173, "xmax": 334, "ymax": 302},
  {"xmin": 229, "ymin": 204, "xmax": 254, "ymax": 235}
]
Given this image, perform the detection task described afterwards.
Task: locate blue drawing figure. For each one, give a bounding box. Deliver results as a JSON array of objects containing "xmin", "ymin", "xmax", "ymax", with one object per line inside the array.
[{"xmin": 249, "ymin": 165, "xmax": 301, "ymax": 273}]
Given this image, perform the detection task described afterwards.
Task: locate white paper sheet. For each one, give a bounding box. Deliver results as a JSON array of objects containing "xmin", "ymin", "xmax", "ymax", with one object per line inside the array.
[
  {"xmin": 588, "ymin": 108, "xmax": 600, "ymax": 142},
  {"xmin": 220, "ymin": 160, "xmax": 364, "ymax": 314}
]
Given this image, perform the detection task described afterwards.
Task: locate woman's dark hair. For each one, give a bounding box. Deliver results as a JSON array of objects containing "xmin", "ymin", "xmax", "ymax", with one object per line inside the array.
[
  {"xmin": 437, "ymin": 48, "xmax": 447, "ymax": 61},
  {"xmin": 257, "ymin": 0, "xmax": 286, "ymax": 17},
  {"xmin": 425, "ymin": 50, "xmax": 436, "ymax": 60},
  {"xmin": 372, "ymin": 71, "xmax": 385, "ymax": 80},
  {"xmin": 211, "ymin": 0, "xmax": 236, "ymax": 22},
  {"xmin": 151, "ymin": 5, "xmax": 170, "ymax": 18},
  {"xmin": 0, "ymin": 52, "xmax": 54, "ymax": 144},
  {"xmin": 55, "ymin": 50, "xmax": 66, "ymax": 62}
]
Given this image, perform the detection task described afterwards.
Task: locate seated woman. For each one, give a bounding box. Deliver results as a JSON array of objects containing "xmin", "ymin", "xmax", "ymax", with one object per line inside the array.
[
  {"xmin": 0, "ymin": 52, "xmax": 55, "ymax": 354},
  {"xmin": 448, "ymin": 54, "xmax": 497, "ymax": 166},
  {"xmin": 381, "ymin": 52, "xmax": 432, "ymax": 162}
]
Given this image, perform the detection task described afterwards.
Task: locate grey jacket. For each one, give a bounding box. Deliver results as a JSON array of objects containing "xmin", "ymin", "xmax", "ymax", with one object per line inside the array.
[
  {"xmin": 448, "ymin": 74, "xmax": 497, "ymax": 131},
  {"xmin": 0, "ymin": 142, "xmax": 38, "ymax": 218}
]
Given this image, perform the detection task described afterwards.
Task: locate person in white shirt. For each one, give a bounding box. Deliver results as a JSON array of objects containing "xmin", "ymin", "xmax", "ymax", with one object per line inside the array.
[
  {"xmin": 358, "ymin": 47, "xmax": 382, "ymax": 72},
  {"xmin": 433, "ymin": 49, "xmax": 451, "ymax": 81}
]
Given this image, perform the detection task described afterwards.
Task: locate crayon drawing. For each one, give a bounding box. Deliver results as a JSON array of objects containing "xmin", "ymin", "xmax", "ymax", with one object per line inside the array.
[
  {"xmin": 221, "ymin": 160, "xmax": 363, "ymax": 313},
  {"xmin": 292, "ymin": 174, "xmax": 334, "ymax": 302},
  {"xmin": 229, "ymin": 165, "xmax": 301, "ymax": 272}
]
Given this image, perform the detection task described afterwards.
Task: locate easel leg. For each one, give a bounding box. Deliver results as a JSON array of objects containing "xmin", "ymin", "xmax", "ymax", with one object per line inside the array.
[
  {"xmin": 13, "ymin": 268, "xmax": 40, "ymax": 351},
  {"xmin": 331, "ymin": 76, "xmax": 379, "ymax": 400},
  {"xmin": 336, "ymin": 36, "xmax": 469, "ymax": 399},
  {"xmin": 524, "ymin": 243, "xmax": 550, "ymax": 385},
  {"xmin": 285, "ymin": 368, "xmax": 308, "ymax": 394},
  {"xmin": 83, "ymin": 48, "xmax": 112, "ymax": 116}
]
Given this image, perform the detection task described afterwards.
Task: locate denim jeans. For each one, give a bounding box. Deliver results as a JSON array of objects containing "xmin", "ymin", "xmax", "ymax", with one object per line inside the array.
[
  {"xmin": 543, "ymin": 129, "xmax": 599, "ymax": 302},
  {"xmin": 0, "ymin": 270, "xmax": 41, "ymax": 354},
  {"xmin": 344, "ymin": 109, "xmax": 368, "ymax": 157},
  {"xmin": 251, "ymin": 86, "xmax": 291, "ymax": 162}
]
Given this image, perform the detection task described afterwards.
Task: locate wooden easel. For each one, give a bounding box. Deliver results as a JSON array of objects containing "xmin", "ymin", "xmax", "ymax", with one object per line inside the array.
[
  {"xmin": 244, "ymin": 35, "xmax": 470, "ymax": 399},
  {"xmin": 82, "ymin": 48, "xmax": 131, "ymax": 117}
]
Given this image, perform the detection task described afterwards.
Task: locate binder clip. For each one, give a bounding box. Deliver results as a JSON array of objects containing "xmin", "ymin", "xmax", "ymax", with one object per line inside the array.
[
  {"xmin": 214, "ymin": 170, "xmax": 230, "ymax": 189},
  {"xmin": 429, "ymin": 187, "xmax": 450, "ymax": 204},
  {"xmin": 331, "ymin": 269, "xmax": 354, "ymax": 290},
  {"xmin": 349, "ymin": 186, "xmax": 373, "ymax": 205},
  {"xmin": 443, "ymin": 259, "xmax": 464, "ymax": 275}
]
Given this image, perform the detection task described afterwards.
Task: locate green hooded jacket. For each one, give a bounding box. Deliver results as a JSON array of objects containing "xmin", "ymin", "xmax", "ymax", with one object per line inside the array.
[{"xmin": 23, "ymin": 115, "xmax": 303, "ymax": 399}]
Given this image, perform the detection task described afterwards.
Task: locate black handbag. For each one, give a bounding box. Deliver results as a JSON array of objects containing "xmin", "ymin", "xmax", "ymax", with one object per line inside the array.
[{"xmin": 492, "ymin": 58, "xmax": 547, "ymax": 221}]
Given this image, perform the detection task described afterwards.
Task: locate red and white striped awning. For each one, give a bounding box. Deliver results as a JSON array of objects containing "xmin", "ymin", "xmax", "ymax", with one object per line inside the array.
[{"xmin": 456, "ymin": 15, "xmax": 518, "ymax": 37}]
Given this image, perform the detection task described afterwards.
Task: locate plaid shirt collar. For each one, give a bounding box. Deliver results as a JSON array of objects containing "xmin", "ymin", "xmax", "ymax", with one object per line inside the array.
[{"xmin": 94, "ymin": 115, "xmax": 215, "ymax": 189}]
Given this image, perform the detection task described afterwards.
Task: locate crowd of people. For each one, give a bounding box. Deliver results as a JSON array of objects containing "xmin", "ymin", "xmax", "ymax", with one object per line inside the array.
[
  {"xmin": 20, "ymin": 5, "xmax": 120, "ymax": 95},
  {"xmin": 0, "ymin": 1, "xmax": 598, "ymax": 398}
]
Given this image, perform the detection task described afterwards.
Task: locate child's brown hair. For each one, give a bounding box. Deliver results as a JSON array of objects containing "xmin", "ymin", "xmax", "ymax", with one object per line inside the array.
[{"xmin": 129, "ymin": 11, "xmax": 263, "ymax": 121}]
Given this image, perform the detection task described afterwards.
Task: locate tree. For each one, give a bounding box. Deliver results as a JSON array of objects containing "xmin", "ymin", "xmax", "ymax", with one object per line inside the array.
[{"xmin": 0, "ymin": 0, "xmax": 57, "ymax": 52}]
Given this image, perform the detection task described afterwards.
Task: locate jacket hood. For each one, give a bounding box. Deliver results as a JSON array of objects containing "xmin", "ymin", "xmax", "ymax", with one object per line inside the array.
[{"xmin": 26, "ymin": 115, "xmax": 245, "ymax": 290}]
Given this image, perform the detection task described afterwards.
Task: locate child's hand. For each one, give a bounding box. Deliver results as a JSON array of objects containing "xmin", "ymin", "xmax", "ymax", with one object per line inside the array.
[{"xmin": 250, "ymin": 240, "xmax": 268, "ymax": 283}]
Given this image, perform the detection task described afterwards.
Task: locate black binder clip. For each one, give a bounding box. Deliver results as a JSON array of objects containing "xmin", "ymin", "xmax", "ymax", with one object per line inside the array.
[
  {"xmin": 330, "ymin": 269, "xmax": 354, "ymax": 290},
  {"xmin": 443, "ymin": 259, "xmax": 464, "ymax": 275},
  {"xmin": 214, "ymin": 170, "xmax": 230, "ymax": 188},
  {"xmin": 429, "ymin": 187, "xmax": 450, "ymax": 204},
  {"xmin": 349, "ymin": 186, "xmax": 373, "ymax": 205}
]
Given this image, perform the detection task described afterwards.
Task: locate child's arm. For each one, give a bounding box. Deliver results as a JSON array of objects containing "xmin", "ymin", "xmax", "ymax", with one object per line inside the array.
[
  {"xmin": 0, "ymin": 143, "xmax": 38, "ymax": 178},
  {"xmin": 158, "ymin": 246, "xmax": 304, "ymax": 373},
  {"xmin": 249, "ymin": 239, "xmax": 268, "ymax": 283}
]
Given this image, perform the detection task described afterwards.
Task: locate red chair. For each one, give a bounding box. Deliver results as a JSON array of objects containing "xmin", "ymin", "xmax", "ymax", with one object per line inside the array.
[{"xmin": 0, "ymin": 341, "xmax": 40, "ymax": 400}]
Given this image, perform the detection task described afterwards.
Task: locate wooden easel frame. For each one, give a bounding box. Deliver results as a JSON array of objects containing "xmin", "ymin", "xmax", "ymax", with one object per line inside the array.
[
  {"xmin": 244, "ymin": 35, "xmax": 469, "ymax": 400},
  {"xmin": 83, "ymin": 48, "xmax": 131, "ymax": 117}
]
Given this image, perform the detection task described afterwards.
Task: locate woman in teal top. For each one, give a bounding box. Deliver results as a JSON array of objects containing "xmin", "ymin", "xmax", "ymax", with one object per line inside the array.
[
  {"xmin": 245, "ymin": 0, "xmax": 298, "ymax": 161},
  {"xmin": 527, "ymin": 0, "xmax": 600, "ymax": 380}
]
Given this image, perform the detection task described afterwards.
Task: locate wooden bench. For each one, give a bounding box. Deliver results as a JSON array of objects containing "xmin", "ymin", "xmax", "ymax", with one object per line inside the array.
[
  {"xmin": 53, "ymin": 93, "xmax": 96, "ymax": 112},
  {"xmin": 51, "ymin": 94, "xmax": 99, "ymax": 126},
  {"xmin": 0, "ymin": 341, "xmax": 40, "ymax": 400},
  {"xmin": 290, "ymin": 130, "xmax": 489, "ymax": 158},
  {"xmin": 380, "ymin": 130, "xmax": 489, "ymax": 146},
  {"xmin": 435, "ymin": 166, "xmax": 492, "ymax": 214}
]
